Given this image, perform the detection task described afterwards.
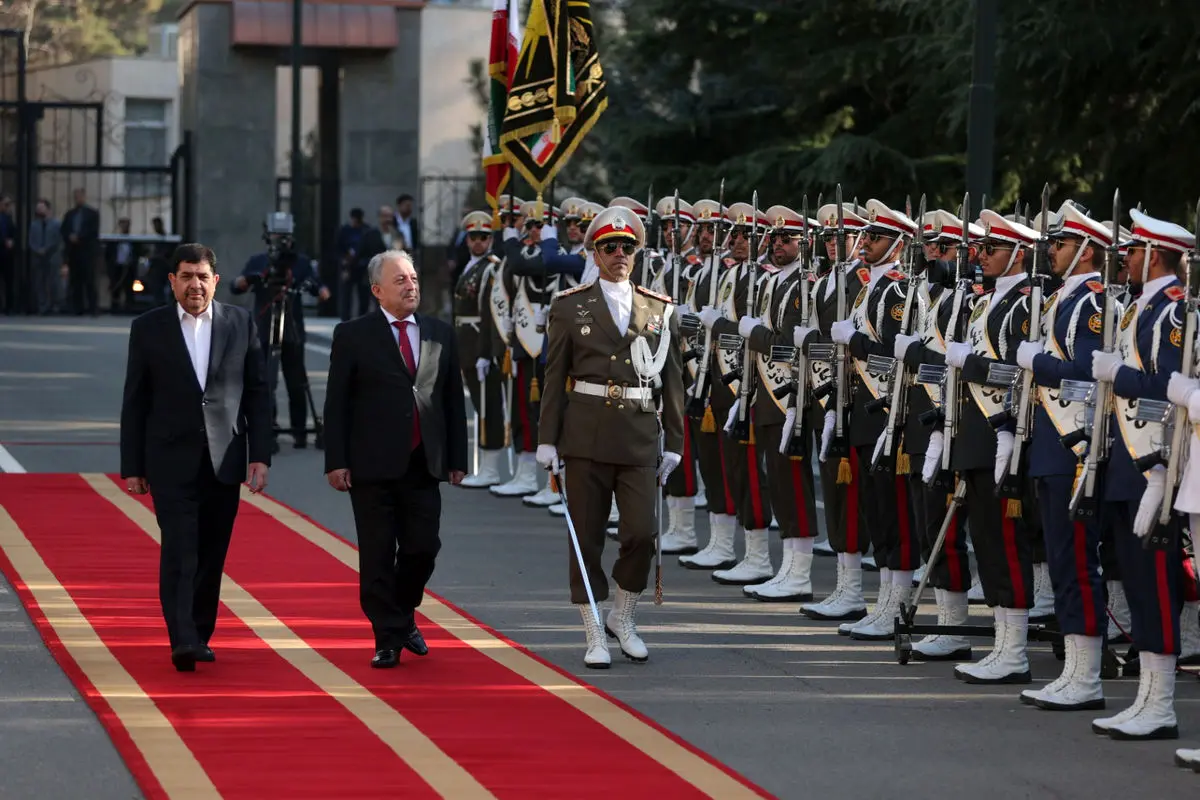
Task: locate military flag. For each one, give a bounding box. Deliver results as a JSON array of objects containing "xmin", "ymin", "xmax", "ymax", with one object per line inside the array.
[
  {"xmin": 483, "ymin": 0, "xmax": 520, "ymax": 213},
  {"xmin": 498, "ymin": 0, "xmax": 607, "ymax": 196}
]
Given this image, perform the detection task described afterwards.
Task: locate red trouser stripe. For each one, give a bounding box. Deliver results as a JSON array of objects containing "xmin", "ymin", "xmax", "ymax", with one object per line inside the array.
[
  {"xmin": 946, "ymin": 508, "xmax": 963, "ymax": 591},
  {"xmin": 1182, "ymin": 549, "xmax": 1199, "ymax": 603},
  {"xmin": 788, "ymin": 459, "xmax": 811, "ymax": 538},
  {"xmin": 517, "ymin": 362, "xmax": 533, "ymax": 452},
  {"xmin": 895, "ymin": 475, "xmax": 911, "ymax": 570},
  {"xmin": 1001, "ymin": 514, "xmax": 1027, "ymax": 608},
  {"xmin": 1073, "ymin": 521, "xmax": 1099, "ymax": 637},
  {"xmin": 716, "ymin": 434, "xmax": 735, "ymax": 513},
  {"xmin": 1157, "ymin": 550, "xmax": 1175, "ymax": 653},
  {"xmin": 682, "ymin": 423, "xmax": 697, "ymax": 496},
  {"xmin": 845, "ymin": 448, "xmax": 859, "ymax": 553},
  {"xmin": 745, "ymin": 437, "xmax": 767, "ymax": 530}
]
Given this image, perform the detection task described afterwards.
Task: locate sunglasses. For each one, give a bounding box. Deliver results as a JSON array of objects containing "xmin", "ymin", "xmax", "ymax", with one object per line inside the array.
[
  {"xmin": 467, "ymin": 232, "xmax": 490, "ymax": 241},
  {"xmin": 600, "ymin": 241, "xmax": 636, "ymax": 256},
  {"xmin": 769, "ymin": 233, "xmax": 798, "ymax": 244},
  {"xmin": 525, "ymin": 221, "xmax": 544, "ymax": 229},
  {"xmin": 981, "ymin": 242, "xmax": 1016, "ymax": 256}
]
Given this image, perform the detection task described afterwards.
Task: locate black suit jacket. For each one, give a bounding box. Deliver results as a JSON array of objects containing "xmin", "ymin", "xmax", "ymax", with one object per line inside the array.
[
  {"xmin": 323, "ymin": 310, "xmax": 467, "ymax": 482},
  {"xmin": 120, "ymin": 302, "xmax": 273, "ymax": 487}
]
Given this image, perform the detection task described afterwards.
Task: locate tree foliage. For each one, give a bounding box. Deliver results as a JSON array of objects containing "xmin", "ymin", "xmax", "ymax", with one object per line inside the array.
[
  {"xmin": 1, "ymin": 0, "xmax": 162, "ymax": 66},
  {"xmin": 548, "ymin": 0, "xmax": 1200, "ymax": 224}
]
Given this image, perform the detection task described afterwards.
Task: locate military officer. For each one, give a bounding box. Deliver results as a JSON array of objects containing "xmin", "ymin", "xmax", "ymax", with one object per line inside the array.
[
  {"xmin": 454, "ymin": 211, "xmax": 507, "ymax": 489},
  {"xmin": 737, "ymin": 205, "xmax": 822, "ymax": 600},
  {"xmin": 1090, "ymin": 208, "xmax": 1193, "ymax": 740},
  {"xmin": 1014, "ymin": 201, "xmax": 1110, "ymax": 708},
  {"xmin": 536, "ymin": 206, "xmax": 685, "ymax": 669},
  {"xmin": 797, "ymin": 203, "xmax": 873, "ymax": 621}
]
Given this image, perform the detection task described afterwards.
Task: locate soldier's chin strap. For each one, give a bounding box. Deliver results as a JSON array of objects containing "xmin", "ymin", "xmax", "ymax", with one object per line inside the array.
[
  {"xmin": 631, "ymin": 304, "xmax": 675, "ymax": 394},
  {"xmin": 1061, "ymin": 235, "xmax": 1091, "ymax": 280},
  {"xmin": 1141, "ymin": 242, "xmax": 1152, "ymax": 285}
]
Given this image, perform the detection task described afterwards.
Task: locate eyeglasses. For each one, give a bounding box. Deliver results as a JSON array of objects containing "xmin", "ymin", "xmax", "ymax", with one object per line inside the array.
[{"xmin": 600, "ymin": 241, "xmax": 636, "ymax": 256}]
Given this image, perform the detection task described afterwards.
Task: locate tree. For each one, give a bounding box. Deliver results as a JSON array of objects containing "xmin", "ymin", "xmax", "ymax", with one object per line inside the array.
[{"xmin": 0, "ymin": 0, "xmax": 162, "ymax": 66}]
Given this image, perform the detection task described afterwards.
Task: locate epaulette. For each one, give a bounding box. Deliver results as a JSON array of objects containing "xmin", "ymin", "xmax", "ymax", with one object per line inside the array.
[
  {"xmin": 856, "ymin": 267, "xmax": 871, "ymax": 285},
  {"xmin": 1165, "ymin": 285, "xmax": 1185, "ymax": 302},
  {"xmin": 723, "ymin": 257, "xmax": 738, "ymax": 267},
  {"xmin": 635, "ymin": 284, "xmax": 672, "ymax": 303},
  {"xmin": 885, "ymin": 269, "xmax": 905, "ymax": 281},
  {"xmin": 761, "ymin": 263, "xmax": 780, "ymax": 274},
  {"xmin": 686, "ymin": 254, "xmax": 702, "ymax": 265},
  {"xmin": 554, "ymin": 282, "xmax": 593, "ymax": 299},
  {"xmin": 1086, "ymin": 280, "xmax": 1103, "ymax": 293}
]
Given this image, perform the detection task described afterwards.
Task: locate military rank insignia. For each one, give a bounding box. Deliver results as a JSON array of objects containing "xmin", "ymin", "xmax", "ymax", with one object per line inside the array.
[
  {"xmin": 647, "ymin": 314, "xmax": 663, "ymax": 334},
  {"xmin": 1171, "ymin": 326, "xmax": 1183, "ymax": 347},
  {"xmin": 890, "ymin": 303, "xmax": 904, "ymax": 321},
  {"xmin": 1088, "ymin": 312, "xmax": 1103, "ymax": 334},
  {"xmin": 1120, "ymin": 304, "xmax": 1136, "ymax": 331}
]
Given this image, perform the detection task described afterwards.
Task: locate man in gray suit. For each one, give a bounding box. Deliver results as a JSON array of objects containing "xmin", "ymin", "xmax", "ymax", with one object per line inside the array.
[
  {"xmin": 323, "ymin": 249, "xmax": 468, "ymax": 668},
  {"xmin": 119, "ymin": 243, "xmax": 273, "ymax": 672},
  {"xmin": 29, "ymin": 198, "xmax": 62, "ymax": 314}
]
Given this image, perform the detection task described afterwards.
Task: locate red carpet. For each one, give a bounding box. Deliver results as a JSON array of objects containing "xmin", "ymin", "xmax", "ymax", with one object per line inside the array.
[{"xmin": 0, "ymin": 474, "xmax": 771, "ymax": 800}]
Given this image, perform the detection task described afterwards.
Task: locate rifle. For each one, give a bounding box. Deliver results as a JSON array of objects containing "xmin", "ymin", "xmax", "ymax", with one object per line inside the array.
[
  {"xmin": 783, "ymin": 195, "xmax": 815, "ymax": 457},
  {"xmin": 685, "ymin": 180, "xmax": 725, "ymax": 419},
  {"xmin": 731, "ymin": 191, "xmax": 761, "ymax": 442},
  {"xmin": 827, "ymin": 184, "xmax": 851, "ymax": 461},
  {"xmin": 873, "ymin": 194, "xmax": 926, "ymax": 472},
  {"xmin": 999, "ymin": 183, "xmax": 1051, "ymax": 498},
  {"xmin": 671, "ymin": 188, "xmax": 682, "ymax": 304},
  {"xmin": 1147, "ymin": 198, "xmax": 1200, "ymax": 550},
  {"xmin": 642, "ymin": 186, "xmax": 655, "ymax": 286},
  {"xmin": 1071, "ymin": 190, "xmax": 1121, "ymax": 521},
  {"xmin": 936, "ymin": 193, "xmax": 972, "ymax": 489}
]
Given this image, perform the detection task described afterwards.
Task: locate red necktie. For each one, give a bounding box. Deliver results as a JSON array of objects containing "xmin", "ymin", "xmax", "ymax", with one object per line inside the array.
[{"xmin": 392, "ymin": 320, "xmax": 421, "ymax": 450}]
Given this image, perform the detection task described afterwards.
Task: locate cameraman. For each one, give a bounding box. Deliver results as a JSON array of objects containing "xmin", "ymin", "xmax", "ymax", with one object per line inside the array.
[{"xmin": 230, "ymin": 223, "xmax": 330, "ymax": 450}]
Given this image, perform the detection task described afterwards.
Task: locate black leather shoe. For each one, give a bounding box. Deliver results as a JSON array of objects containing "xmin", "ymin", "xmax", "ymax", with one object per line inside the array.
[
  {"xmin": 171, "ymin": 646, "xmax": 197, "ymax": 672},
  {"xmin": 371, "ymin": 649, "xmax": 399, "ymax": 668},
  {"xmin": 196, "ymin": 646, "xmax": 215, "ymax": 663},
  {"xmin": 401, "ymin": 626, "xmax": 428, "ymax": 657}
]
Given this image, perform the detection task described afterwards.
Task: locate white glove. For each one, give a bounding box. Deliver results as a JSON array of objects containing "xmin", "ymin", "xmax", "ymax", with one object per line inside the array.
[
  {"xmin": 946, "ymin": 342, "xmax": 972, "ymax": 369},
  {"xmin": 819, "ymin": 410, "xmax": 836, "ymax": 462},
  {"xmin": 535, "ymin": 444, "xmax": 562, "ymax": 474},
  {"xmin": 698, "ymin": 305, "xmax": 722, "ymax": 329},
  {"xmin": 724, "ymin": 399, "xmax": 740, "ymax": 434},
  {"xmin": 1016, "ymin": 341, "xmax": 1043, "ymax": 371},
  {"xmin": 1092, "ymin": 350, "xmax": 1123, "ymax": 382},
  {"xmin": 738, "ymin": 316, "xmax": 760, "ymax": 339},
  {"xmin": 922, "ymin": 431, "xmax": 944, "ymax": 484},
  {"xmin": 475, "ymin": 357, "xmax": 490, "ymax": 382},
  {"xmin": 893, "ymin": 333, "xmax": 918, "ymax": 361},
  {"xmin": 794, "ymin": 326, "xmax": 816, "ymax": 350},
  {"xmin": 657, "ymin": 451, "xmax": 682, "ymax": 486},
  {"xmin": 871, "ymin": 431, "xmax": 887, "ymax": 469},
  {"xmin": 994, "ymin": 430, "xmax": 1015, "ymax": 485},
  {"xmin": 534, "ymin": 307, "xmax": 548, "ymax": 328},
  {"xmin": 830, "ymin": 319, "xmax": 856, "ymax": 344},
  {"xmin": 780, "ymin": 407, "xmax": 797, "ymax": 454},
  {"xmin": 1168, "ymin": 371, "xmax": 1200, "ymax": 408},
  {"xmin": 1133, "ymin": 465, "xmax": 1167, "ymax": 539}
]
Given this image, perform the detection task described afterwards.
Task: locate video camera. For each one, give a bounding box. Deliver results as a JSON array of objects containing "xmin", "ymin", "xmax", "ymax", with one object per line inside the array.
[{"xmin": 262, "ymin": 211, "xmax": 298, "ymax": 289}]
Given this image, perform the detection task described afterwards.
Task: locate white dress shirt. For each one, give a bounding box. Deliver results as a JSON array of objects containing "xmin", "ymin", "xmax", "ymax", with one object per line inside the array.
[
  {"xmin": 599, "ymin": 278, "xmax": 633, "ymax": 332},
  {"xmin": 382, "ymin": 307, "xmax": 420, "ymax": 369},
  {"xmin": 1137, "ymin": 273, "xmax": 1177, "ymax": 314},
  {"xmin": 460, "ymin": 254, "xmax": 484, "ymax": 279},
  {"xmin": 991, "ymin": 271, "xmax": 1026, "ymax": 307},
  {"xmin": 178, "ymin": 302, "xmax": 213, "ymax": 390}
]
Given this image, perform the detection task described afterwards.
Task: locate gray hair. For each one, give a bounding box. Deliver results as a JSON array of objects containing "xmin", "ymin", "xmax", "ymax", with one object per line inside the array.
[{"xmin": 367, "ymin": 248, "xmax": 415, "ymax": 286}]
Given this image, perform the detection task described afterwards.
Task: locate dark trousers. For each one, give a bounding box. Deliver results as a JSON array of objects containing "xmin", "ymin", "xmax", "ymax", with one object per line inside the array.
[
  {"xmin": 821, "ymin": 434, "xmax": 868, "ymax": 555},
  {"xmin": 758, "ymin": 421, "xmax": 818, "ymax": 539},
  {"xmin": 349, "ymin": 446, "xmax": 442, "ymax": 649},
  {"xmin": 462, "ymin": 350, "xmax": 507, "ymax": 451},
  {"xmin": 267, "ymin": 339, "xmax": 309, "ymax": 440},
  {"xmin": 913, "ymin": 472, "xmax": 971, "ymax": 592},
  {"xmin": 721, "ymin": 422, "xmax": 772, "ymax": 531},
  {"xmin": 964, "ymin": 467, "xmax": 1034, "ymax": 609},
  {"xmin": 563, "ymin": 457, "xmax": 656, "ymax": 604},
  {"xmin": 853, "ymin": 443, "xmax": 918, "ymax": 571},
  {"xmin": 1108, "ymin": 499, "xmax": 1183, "ymax": 655},
  {"xmin": 150, "ymin": 450, "xmax": 242, "ymax": 649},
  {"xmin": 67, "ymin": 252, "xmax": 97, "ymax": 314},
  {"xmin": 510, "ymin": 358, "xmax": 540, "ymax": 454},
  {"xmin": 692, "ymin": 418, "xmax": 730, "ymax": 515},
  {"xmin": 1038, "ymin": 475, "xmax": 1106, "ymax": 637},
  {"xmin": 663, "ymin": 417, "xmax": 698, "ymax": 498},
  {"xmin": 1100, "ymin": 511, "xmax": 1122, "ymax": 581},
  {"xmin": 0, "ymin": 257, "xmax": 15, "ymax": 313}
]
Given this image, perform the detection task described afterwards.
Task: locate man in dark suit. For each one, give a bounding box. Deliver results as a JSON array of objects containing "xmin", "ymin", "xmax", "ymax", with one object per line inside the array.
[
  {"xmin": 323, "ymin": 248, "xmax": 468, "ymax": 668},
  {"xmin": 61, "ymin": 187, "xmax": 101, "ymax": 316},
  {"xmin": 119, "ymin": 243, "xmax": 272, "ymax": 673}
]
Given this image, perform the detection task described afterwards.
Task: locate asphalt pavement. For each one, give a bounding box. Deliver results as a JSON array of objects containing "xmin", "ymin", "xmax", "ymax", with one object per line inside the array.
[{"xmin": 1, "ymin": 313, "xmax": 1198, "ymax": 800}]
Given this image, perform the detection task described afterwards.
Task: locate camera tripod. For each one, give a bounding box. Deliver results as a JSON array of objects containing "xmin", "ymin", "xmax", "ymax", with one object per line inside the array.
[{"xmin": 265, "ymin": 283, "xmax": 324, "ymax": 450}]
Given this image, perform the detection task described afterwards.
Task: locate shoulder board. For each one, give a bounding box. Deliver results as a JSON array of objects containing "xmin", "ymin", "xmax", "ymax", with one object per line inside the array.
[
  {"xmin": 971, "ymin": 284, "xmax": 985, "ymax": 295},
  {"xmin": 885, "ymin": 269, "xmax": 905, "ymax": 281},
  {"xmin": 554, "ymin": 282, "xmax": 593, "ymax": 299},
  {"xmin": 807, "ymin": 272, "xmax": 818, "ymax": 283},
  {"xmin": 1020, "ymin": 286, "xmax": 1031, "ymax": 295},
  {"xmin": 635, "ymin": 284, "xmax": 672, "ymax": 303},
  {"xmin": 722, "ymin": 257, "xmax": 738, "ymax": 267},
  {"xmin": 1165, "ymin": 285, "xmax": 1185, "ymax": 301},
  {"xmin": 1086, "ymin": 280, "xmax": 1103, "ymax": 293},
  {"xmin": 856, "ymin": 267, "xmax": 871, "ymax": 285},
  {"xmin": 686, "ymin": 254, "xmax": 702, "ymax": 265},
  {"xmin": 761, "ymin": 263, "xmax": 780, "ymax": 274}
]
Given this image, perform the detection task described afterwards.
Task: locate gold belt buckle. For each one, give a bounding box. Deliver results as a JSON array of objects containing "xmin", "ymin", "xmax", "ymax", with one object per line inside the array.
[{"xmin": 606, "ymin": 384, "xmax": 624, "ymax": 401}]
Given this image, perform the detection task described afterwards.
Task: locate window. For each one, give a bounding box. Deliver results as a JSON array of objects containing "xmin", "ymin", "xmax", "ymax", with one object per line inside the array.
[{"xmin": 124, "ymin": 99, "xmax": 170, "ymax": 196}]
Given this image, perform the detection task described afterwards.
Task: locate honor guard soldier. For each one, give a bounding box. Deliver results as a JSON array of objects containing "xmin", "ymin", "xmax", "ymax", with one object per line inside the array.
[
  {"xmin": 827, "ymin": 199, "xmax": 920, "ymax": 639},
  {"xmin": 889, "ymin": 209, "xmax": 980, "ymax": 660},
  {"xmin": 696, "ymin": 202, "xmax": 776, "ymax": 586},
  {"xmin": 796, "ymin": 202, "xmax": 873, "ymax": 621},
  {"xmin": 941, "ymin": 209, "xmax": 1039, "ymax": 684},
  {"xmin": 1014, "ymin": 201, "xmax": 1110, "ymax": 708},
  {"xmin": 736, "ymin": 204, "xmax": 822, "ymax": 600},
  {"xmin": 678, "ymin": 199, "xmax": 743, "ymax": 567},
  {"xmin": 535, "ymin": 206, "xmax": 685, "ymax": 668},
  {"xmin": 1089, "ymin": 208, "xmax": 1194, "ymax": 740},
  {"xmin": 454, "ymin": 211, "xmax": 507, "ymax": 489}
]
